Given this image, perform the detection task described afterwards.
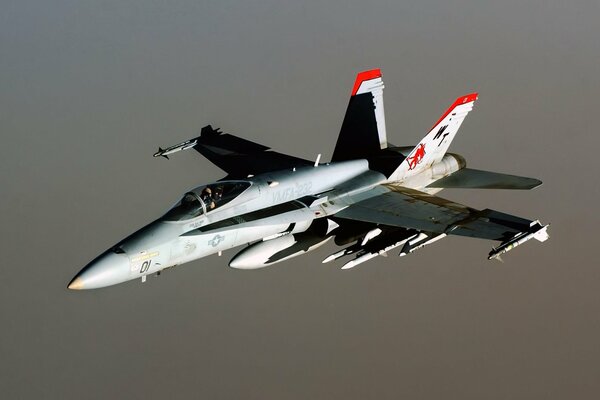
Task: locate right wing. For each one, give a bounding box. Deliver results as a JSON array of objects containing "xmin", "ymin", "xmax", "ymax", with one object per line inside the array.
[
  {"xmin": 156, "ymin": 125, "xmax": 312, "ymax": 178},
  {"xmin": 194, "ymin": 126, "xmax": 312, "ymax": 178}
]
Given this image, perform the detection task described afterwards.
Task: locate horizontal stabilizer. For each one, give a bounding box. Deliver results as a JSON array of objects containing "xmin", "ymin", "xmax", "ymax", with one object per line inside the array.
[{"xmin": 427, "ymin": 168, "xmax": 542, "ymax": 190}]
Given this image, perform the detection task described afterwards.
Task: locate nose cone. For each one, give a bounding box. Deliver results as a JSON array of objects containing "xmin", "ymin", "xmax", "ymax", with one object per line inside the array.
[{"xmin": 68, "ymin": 252, "xmax": 131, "ymax": 290}]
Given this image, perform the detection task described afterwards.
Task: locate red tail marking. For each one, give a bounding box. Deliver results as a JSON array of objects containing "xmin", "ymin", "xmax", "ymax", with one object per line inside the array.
[{"xmin": 407, "ymin": 144, "xmax": 426, "ymax": 170}]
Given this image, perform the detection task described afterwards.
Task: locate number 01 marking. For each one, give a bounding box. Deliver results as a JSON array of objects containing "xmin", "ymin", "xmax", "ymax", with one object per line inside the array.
[{"xmin": 140, "ymin": 260, "xmax": 151, "ymax": 274}]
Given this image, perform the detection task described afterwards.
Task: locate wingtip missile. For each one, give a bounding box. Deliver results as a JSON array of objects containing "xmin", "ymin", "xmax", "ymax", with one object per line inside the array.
[
  {"xmin": 153, "ymin": 139, "xmax": 198, "ymax": 159},
  {"xmin": 487, "ymin": 222, "xmax": 549, "ymax": 260},
  {"xmin": 153, "ymin": 147, "xmax": 164, "ymax": 158},
  {"xmin": 153, "ymin": 148, "xmax": 170, "ymax": 159}
]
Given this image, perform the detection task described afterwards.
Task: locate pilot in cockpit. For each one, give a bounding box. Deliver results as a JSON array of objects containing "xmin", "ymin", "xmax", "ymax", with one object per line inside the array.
[{"xmin": 201, "ymin": 187, "xmax": 216, "ymax": 210}]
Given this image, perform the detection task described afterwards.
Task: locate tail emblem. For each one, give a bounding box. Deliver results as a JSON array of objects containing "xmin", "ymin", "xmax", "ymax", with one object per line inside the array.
[{"xmin": 407, "ymin": 144, "xmax": 426, "ymax": 170}]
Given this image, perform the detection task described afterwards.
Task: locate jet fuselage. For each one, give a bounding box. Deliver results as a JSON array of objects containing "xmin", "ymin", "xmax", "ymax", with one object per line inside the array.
[
  {"xmin": 69, "ymin": 160, "xmax": 387, "ymax": 289},
  {"xmin": 68, "ymin": 68, "xmax": 548, "ymax": 290}
]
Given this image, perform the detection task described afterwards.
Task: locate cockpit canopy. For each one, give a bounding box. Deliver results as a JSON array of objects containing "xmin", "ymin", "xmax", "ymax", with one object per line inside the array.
[{"xmin": 162, "ymin": 181, "xmax": 252, "ymax": 221}]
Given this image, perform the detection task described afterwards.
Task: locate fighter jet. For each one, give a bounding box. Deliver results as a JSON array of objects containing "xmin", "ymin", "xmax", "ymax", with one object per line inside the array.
[{"xmin": 68, "ymin": 69, "xmax": 549, "ymax": 290}]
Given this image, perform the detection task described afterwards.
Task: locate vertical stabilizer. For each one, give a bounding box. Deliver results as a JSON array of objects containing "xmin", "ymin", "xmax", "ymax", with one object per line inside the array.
[
  {"xmin": 332, "ymin": 69, "xmax": 388, "ymax": 161},
  {"xmin": 388, "ymin": 93, "xmax": 478, "ymax": 181}
]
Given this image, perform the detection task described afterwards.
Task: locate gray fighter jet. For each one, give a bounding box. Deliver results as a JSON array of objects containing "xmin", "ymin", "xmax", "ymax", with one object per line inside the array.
[{"xmin": 68, "ymin": 69, "xmax": 549, "ymax": 290}]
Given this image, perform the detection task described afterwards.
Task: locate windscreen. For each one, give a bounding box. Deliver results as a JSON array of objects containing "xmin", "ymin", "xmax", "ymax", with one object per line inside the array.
[
  {"xmin": 162, "ymin": 181, "xmax": 251, "ymax": 221},
  {"xmin": 162, "ymin": 192, "xmax": 205, "ymax": 221}
]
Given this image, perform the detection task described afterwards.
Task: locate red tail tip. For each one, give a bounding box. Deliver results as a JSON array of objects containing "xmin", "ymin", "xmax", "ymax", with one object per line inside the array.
[
  {"xmin": 429, "ymin": 92, "xmax": 479, "ymax": 131},
  {"xmin": 461, "ymin": 93, "xmax": 478, "ymax": 103},
  {"xmin": 351, "ymin": 69, "xmax": 382, "ymax": 96}
]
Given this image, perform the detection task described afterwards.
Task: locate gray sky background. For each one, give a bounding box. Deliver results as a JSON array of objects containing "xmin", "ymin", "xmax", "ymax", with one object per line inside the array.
[{"xmin": 1, "ymin": 1, "xmax": 599, "ymax": 398}]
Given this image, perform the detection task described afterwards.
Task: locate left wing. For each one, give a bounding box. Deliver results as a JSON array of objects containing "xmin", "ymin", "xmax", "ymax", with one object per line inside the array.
[
  {"xmin": 155, "ymin": 125, "xmax": 311, "ymax": 178},
  {"xmin": 334, "ymin": 184, "xmax": 548, "ymax": 257}
]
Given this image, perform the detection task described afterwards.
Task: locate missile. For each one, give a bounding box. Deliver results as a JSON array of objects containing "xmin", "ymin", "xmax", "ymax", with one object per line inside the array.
[
  {"xmin": 488, "ymin": 221, "xmax": 549, "ymax": 260},
  {"xmin": 361, "ymin": 228, "xmax": 382, "ymax": 246},
  {"xmin": 398, "ymin": 232, "xmax": 428, "ymax": 256},
  {"xmin": 324, "ymin": 228, "xmax": 414, "ymax": 264},
  {"xmin": 399, "ymin": 233, "xmax": 446, "ymax": 257},
  {"xmin": 341, "ymin": 252, "xmax": 380, "ymax": 270},
  {"xmin": 322, "ymin": 243, "xmax": 361, "ymax": 263},
  {"xmin": 341, "ymin": 233, "xmax": 419, "ymax": 270},
  {"xmin": 153, "ymin": 139, "xmax": 198, "ymax": 159}
]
